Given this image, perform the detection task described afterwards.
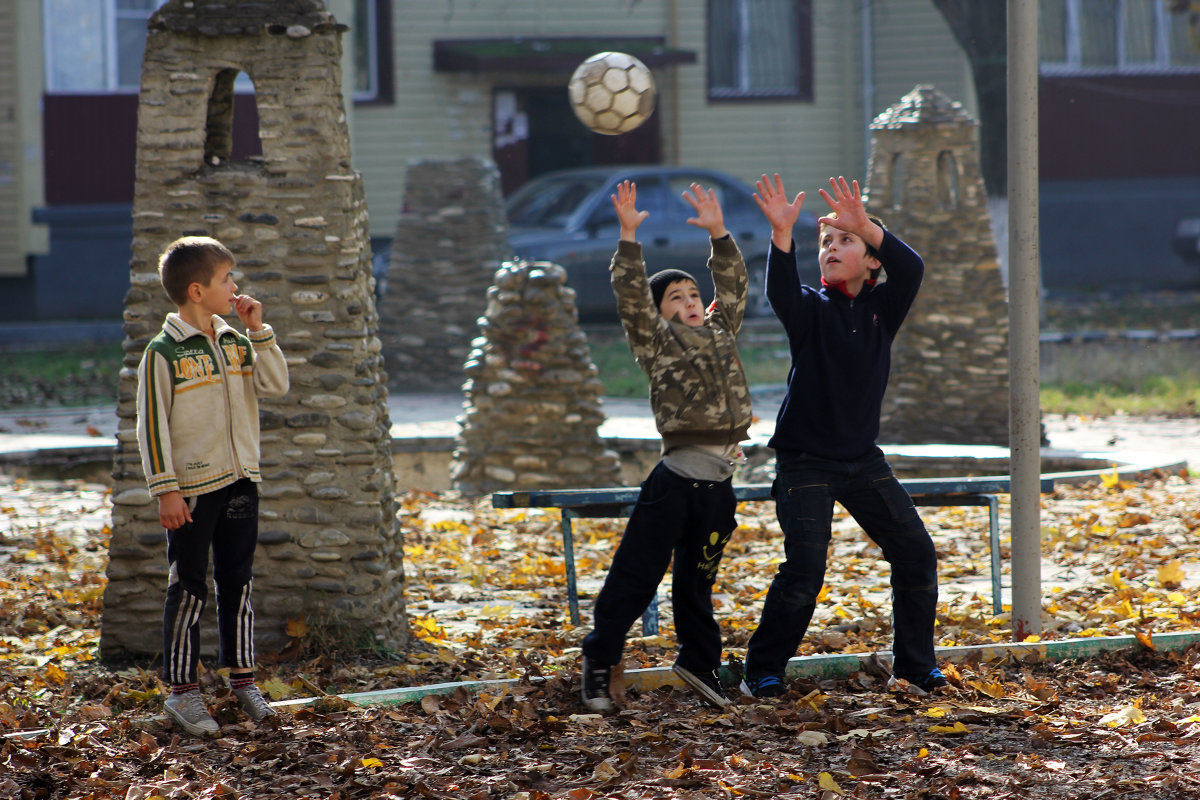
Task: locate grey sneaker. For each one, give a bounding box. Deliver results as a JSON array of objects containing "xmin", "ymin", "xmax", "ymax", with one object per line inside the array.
[
  {"xmin": 672, "ymin": 664, "xmax": 731, "ymax": 708},
  {"xmin": 580, "ymin": 655, "xmax": 615, "ymax": 712},
  {"xmin": 164, "ymin": 690, "xmax": 219, "ymax": 736},
  {"xmin": 230, "ymin": 682, "xmax": 276, "ymax": 721}
]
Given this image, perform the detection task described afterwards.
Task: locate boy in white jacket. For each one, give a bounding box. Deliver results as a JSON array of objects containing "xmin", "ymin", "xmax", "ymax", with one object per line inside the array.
[{"xmin": 136, "ymin": 236, "xmax": 289, "ymax": 735}]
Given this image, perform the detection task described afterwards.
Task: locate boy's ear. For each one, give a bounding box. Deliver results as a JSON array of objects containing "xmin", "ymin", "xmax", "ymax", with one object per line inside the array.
[{"xmin": 186, "ymin": 282, "xmax": 204, "ymax": 304}]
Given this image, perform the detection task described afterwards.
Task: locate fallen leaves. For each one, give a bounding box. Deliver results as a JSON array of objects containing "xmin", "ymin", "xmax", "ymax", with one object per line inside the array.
[{"xmin": 5, "ymin": 473, "xmax": 1200, "ymax": 798}]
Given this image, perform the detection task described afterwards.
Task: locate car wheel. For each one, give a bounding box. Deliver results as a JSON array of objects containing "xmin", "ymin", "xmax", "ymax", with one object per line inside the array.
[{"xmin": 744, "ymin": 257, "xmax": 772, "ymax": 319}]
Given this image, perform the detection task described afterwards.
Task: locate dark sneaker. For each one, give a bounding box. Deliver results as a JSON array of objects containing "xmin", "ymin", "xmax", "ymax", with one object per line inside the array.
[
  {"xmin": 739, "ymin": 675, "xmax": 787, "ymax": 698},
  {"xmin": 581, "ymin": 655, "xmax": 615, "ymax": 712},
  {"xmin": 672, "ymin": 664, "xmax": 731, "ymax": 708},
  {"xmin": 164, "ymin": 690, "xmax": 219, "ymax": 736},
  {"xmin": 230, "ymin": 682, "xmax": 276, "ymax": 722},
  {"xmin": 888, "ymin": 667, "xmax": 950, "ymax": 696}
]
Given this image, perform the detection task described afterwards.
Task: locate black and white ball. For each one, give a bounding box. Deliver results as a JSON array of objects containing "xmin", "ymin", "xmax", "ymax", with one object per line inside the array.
[{"xmin": 567, "ymin": 51, "xmax": 656, "ymax": 135}]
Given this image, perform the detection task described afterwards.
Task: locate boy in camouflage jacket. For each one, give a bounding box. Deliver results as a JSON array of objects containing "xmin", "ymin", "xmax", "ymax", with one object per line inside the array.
[{"xmin": 580, "ymin": 180, "xmax": 752, "ymax": 712}]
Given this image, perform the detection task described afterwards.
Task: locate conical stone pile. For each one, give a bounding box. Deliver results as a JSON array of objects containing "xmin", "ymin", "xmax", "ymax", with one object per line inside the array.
[{"xmin": 451, "ymin": 261, "xmax": 621, "ymax": 495}]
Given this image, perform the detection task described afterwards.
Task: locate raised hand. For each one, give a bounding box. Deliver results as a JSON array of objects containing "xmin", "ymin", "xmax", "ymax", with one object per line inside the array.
[
  {"xmin": 817, "ymin": 176, "xmax": 869, "ymax": 232},
  {"xmin": 753, "ymin": 173, "xmax": 805, "ymax": 250},
  {"xmin": 611, "ymin": 180, "xmax": 650, "ymax": 242},
  {"xmin": 682, "ymin": 183, "xmax": 728, "ymax": 239},
  {"xmin": 817, "ymin": 176, "xmax": 883, "ymax": 251}
]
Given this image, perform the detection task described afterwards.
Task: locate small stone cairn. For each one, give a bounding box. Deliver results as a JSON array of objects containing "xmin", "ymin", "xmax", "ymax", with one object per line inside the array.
[
  {"xmin": 379, "ymin": 157, "xmax": 513, "ymax": 392},
  {"xmin": 451, "ymin": 261, "xmax": 621, "ymax": 495}
]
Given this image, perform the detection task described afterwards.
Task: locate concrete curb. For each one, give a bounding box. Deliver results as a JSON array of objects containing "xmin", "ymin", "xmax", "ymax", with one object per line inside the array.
[
  {"xmin": 270, "ymin": 629, "xmax": 1200, "ymax": 709},
  {"xmin": 5, "ymin": 630, "xmax": 1197, "ymax": 741}
]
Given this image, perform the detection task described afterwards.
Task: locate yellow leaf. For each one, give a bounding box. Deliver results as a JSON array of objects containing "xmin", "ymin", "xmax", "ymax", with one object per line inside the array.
[
  {"xmin": 1135, "ymin": 630, "xmax": 1155, "ymax": 651},
  {"xmin": 43, "ymin": 663, "xmax": 67, "ymax": 686},
  {"xmin": 1158, "ymin": 560, "xmax": 1187, "ymax": 589},
  {"xmin": 920, "ymin": 706, "xmax": 951, "ymax": 718},
  {"xmin": 360, "ymin": 757, "xmax": 384, "ymax": 769},
  {"xmin": 260, "ymin": 678, "xmax": 294, "ymax": 700},
  {"xmin": 664, "ymin": 763, "xmax": 688, "ymax": 779},
  {"xmin": 285, "ymin": 617, "xmax": 309, "ymax": 638},
  {"xmin": 817, "ymin": 772, "xmax": 845, "ymax": 795},
  {"xmin": 1105, "ymin": 569, "xmax": 1127, "ymax": 589},
  {"xmin": 928, "ymin": 722, "xmax": 970, "ymax": 734},
  {"xmin": 1100, "ymin": 468, "xmax": 1121, "ymax": 489},
  {"xmin": 1099, "ymin": 705, "xmax": 1146, "ymax": 727},
  {"xmin": 1022, "ymin": 634, "xmax": 1042, "ymax": 643},
  {"xmin": 967, "ymin": 680, "xmax": 1006, "ymax": 699},
  {"xmin": 918, "ymin": 747, "xmax": 929, "ymax": 757}
]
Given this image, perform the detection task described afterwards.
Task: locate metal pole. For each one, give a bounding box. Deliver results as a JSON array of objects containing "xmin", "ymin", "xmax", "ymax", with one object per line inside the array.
[{"xmin": 1008, "ymin": 0, "xmax": 1042, "ymax": 640}]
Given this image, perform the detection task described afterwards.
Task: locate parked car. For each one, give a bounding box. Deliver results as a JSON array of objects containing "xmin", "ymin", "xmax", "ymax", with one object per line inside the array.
[
  {"xmin": 505, "ymin": 165, "xmax": 818, "ymax": 321},
  {"xmin": 1172, "ymin": 215, "xmax": 1200, "ymax": 264}
]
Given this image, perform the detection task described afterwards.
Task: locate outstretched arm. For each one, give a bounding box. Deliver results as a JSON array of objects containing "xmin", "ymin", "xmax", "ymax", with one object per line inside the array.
[
  {"xmin": 682, "ymin": 183, "xmax": 728, "ymax": 239},
  {"xmin": 753, "ymin": 173, "xmax": 806, "ymax": 251},
  {"xmin": 612, "ymin": 180, "xmax": 650, "ymax": 243},
  {"xmin": 817, "ymin": 176, "xmax": 883, "ymax": 251}
]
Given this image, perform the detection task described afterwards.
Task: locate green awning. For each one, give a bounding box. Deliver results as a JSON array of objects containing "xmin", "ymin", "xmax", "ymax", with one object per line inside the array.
[{"xmin": 432, "ymin": 36, "xmax": 697, "ymax": 75}]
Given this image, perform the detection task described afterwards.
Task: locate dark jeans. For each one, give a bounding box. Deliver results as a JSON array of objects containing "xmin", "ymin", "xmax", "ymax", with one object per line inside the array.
[
  {"xmin": 744, "ymin": 448, "xmax": 938, "ymax": 681},
  {"xmin": 582, "ymin": 461, "xmax": 736, "ymax": 674},
  {"xmin": 162, "ymin": 479, "xmax": 260, "ymax": 685}
]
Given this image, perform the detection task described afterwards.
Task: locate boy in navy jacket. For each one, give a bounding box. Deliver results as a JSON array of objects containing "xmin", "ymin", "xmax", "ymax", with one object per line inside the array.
[{"xmin": 739, "ymin": 175, "xmax": 946, "ymax": 698}]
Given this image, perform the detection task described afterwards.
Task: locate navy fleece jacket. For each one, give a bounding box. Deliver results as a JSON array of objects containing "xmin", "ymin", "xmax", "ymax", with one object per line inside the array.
[{"xmin": 765, "ymin": 230, "xmax": 924, "ymax": 460}]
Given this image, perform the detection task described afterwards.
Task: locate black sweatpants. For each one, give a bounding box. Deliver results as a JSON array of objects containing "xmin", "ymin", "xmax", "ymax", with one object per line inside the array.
[
  {"xmin": 581, "ymin": 461, "xmax": 736, "ymax": 674},
  {"xmin": 162, "ymin": 478, "xmax": 260, "ymax": 686}
]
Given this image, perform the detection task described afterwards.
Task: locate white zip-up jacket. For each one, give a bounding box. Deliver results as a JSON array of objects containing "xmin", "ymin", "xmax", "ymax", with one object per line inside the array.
[{"xmin": 136, "ymin": 312, "xmax": 289, "ymax": 498}]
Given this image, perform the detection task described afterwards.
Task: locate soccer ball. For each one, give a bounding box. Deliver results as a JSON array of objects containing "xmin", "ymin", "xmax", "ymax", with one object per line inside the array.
[{"xmin": 567, "ymin": 51, "xmax": 656, "ymax": 135}]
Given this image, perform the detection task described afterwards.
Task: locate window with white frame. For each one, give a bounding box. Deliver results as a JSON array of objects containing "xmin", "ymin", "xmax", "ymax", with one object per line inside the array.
[
  {"xmin": 44, "ymin": 0, "xmax": 392, "ymax": 98},
  {"xmin": 1040, "ymin": 0, "xmax": 1200, "ymax": 74},
  {"xmin": 44, "ymin": 0, "xmax": 166, "ymax": 92},
  {"xmin": 707, "ymin": 0, "xmax": 812, "ymax": 101}
]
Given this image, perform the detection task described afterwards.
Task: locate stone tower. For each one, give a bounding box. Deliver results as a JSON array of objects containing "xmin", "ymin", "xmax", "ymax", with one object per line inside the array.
[
  {"xmin": 867, "ymin": 86, "xmax": 1010, "ymax": 446},
  {"xmin": 102, "ymin": 0, "xmax": 406, "ymax": 659}
]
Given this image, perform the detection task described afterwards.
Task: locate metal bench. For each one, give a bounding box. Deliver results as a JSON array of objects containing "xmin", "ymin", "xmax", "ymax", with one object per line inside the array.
[{"xmin": 492, "ymin": 476, "xmax": 1055, "ymax": 633}]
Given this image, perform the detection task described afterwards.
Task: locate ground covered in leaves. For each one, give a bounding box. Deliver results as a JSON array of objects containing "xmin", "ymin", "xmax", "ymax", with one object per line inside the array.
[{"xmin": 4, "ymin": 470, "xmax": 1200, "ymax": 798}]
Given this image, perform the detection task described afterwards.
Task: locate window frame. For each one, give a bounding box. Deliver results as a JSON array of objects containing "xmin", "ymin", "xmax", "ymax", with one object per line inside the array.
[
  {"xmin": 1039, "ymin": 0, "xmax": 1200, "ymax": 76},
  {"xmin": 352, "ymin": 0, "xmax": 395, "ymax": 106},
  {"xmin": 706, "ymin": 0, "xmax": 813, "ymax": 103}
]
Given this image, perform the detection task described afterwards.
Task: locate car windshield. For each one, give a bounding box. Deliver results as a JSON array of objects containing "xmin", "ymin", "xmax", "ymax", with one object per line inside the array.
[{"xmin": 506, "ymin": 175, "xmax": 608, "ymax": 228}]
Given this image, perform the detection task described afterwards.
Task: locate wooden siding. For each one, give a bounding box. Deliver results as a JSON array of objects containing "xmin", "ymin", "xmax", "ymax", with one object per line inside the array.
[
  {"xmin": 0, "ymin": 0, "xmax": 21, "ymax": 275},
  {"xmin": 869, "ymin": 0, "xmax": 973, "ymax": 121}
]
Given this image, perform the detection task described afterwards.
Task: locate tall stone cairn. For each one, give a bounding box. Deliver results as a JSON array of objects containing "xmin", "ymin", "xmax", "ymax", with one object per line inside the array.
[
  {"xmin": 451, "ymin": 261, "xmax": 621, "ymax": 495},
  {"xmin": 102, "ymin": 0, "xmax": 406, "ymax": 660},
  {"xmin": 867, "ymin": 86, "xmax": 1011, "ymax": 446},
  {"xmin": 379, "ymin": 157, "xmax": 513, "ymax": 392}
]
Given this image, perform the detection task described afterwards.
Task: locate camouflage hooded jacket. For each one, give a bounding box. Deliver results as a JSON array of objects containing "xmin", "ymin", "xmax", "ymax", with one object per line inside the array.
[{"xmin": 609, "ymin": 236, "xmax": 753, "ymax": 452}]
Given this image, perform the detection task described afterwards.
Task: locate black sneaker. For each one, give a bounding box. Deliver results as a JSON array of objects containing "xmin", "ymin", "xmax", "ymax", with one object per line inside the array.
[
  {"xmin": 888, "ymin": 667, "xmax": 949, "ymax": 696},
  {"xmin": 672, "ymin": 664, "xmax": 731, "ymax": 708},
  {"xmin": 581, "ymin": 655, "xmax": 615, "ymax": 712},
  {"xmin": 739, "ymin": 675, "xmax": 787, "ymax": 698}
]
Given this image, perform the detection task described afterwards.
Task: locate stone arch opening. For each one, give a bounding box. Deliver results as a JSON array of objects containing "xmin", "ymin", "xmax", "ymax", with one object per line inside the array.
[
  {"xmin": 937, "ymin": 150, "xmax": 960, "ymax": 209},
  {"xmin": 889, "ymin": 152, "xmax": 905, "ymax": 209},
  {"xmin": 203, "ymin": 68, "xmax": 263, "ymax": 167}
]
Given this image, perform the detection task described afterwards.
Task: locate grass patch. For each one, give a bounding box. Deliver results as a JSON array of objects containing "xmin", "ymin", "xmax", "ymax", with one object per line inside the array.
[
  {"xmin": 3, "ymin": 287, "xmax": 1199, "ymax": 418},
  {"xmin": 0, "ymin": 341, "xmax": 125, "ymax": 410}
]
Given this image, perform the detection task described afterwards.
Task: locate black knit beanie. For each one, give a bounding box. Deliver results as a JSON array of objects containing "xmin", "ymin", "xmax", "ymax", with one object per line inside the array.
[{"xmin": 648, "ymin": 269, "xmax": 697, "ymax": 309}]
